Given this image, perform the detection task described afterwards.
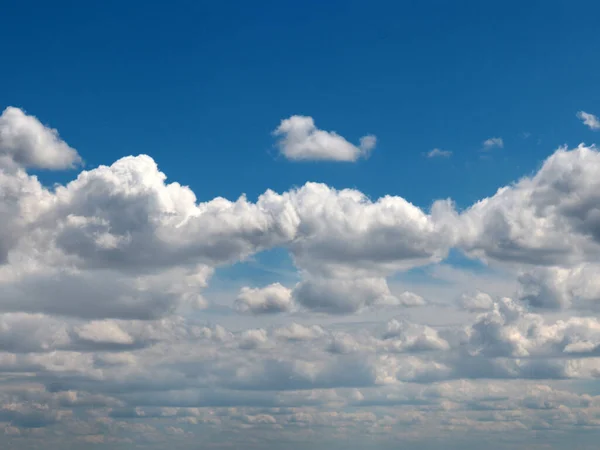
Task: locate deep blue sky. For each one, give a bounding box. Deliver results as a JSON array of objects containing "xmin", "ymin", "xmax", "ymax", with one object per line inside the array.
[{"xmin": 2, "ymin": 0, "xmax": 599, "ymax": 209}]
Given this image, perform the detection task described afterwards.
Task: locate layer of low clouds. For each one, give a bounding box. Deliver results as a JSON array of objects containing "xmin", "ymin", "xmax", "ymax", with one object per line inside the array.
[{"xmin": 2, "ymin": 107, "xmax": 600, "ymax": 448}]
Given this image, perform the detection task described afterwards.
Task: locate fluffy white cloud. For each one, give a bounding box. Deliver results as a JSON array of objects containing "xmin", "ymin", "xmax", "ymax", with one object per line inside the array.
[
  {"xmin": 0, "ymin": 107, "xmax": 81, "ymax": 170},
  {"xmin": 292, "ymin": 277, "xmax": 398, "ymax": 314},
  {"xmin": 577, "ymin": 111, "xmax": 600, "ymax": 130},
  {"xmin": 426, "ymin": 148, "xmax": 452, "ymax": 158},
  {"xmin": 460, "ymin": 291, "xmax": 494, "ymax": 312},
  {"xmin": 517, "ymin": 264, "xmax": 600, "ymax": 310},
  {"xmin": 459, "ymin": 145, "xmax": 600, "ymax": 266},
  {"xmin": 482, "ymin": 137, "xmax": 504, "ymax": 150},
  {"xmin": 288, "ymin": 182, "xmax": 457, "ymax": 277},
  {"xmin": 273, "ymin": 115, "xmax": 375, "ymax": 162},
  {"xmin": 235, "ymin": 283, "xmax": 293, "ymax": 314},
  {"xmin": 382, "ymin": 319, "xmax": 450, "ymax": 352}
]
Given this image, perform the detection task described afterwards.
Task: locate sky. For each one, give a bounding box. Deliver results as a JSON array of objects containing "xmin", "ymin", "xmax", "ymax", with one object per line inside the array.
[{"xmin": 2, "ymin": 0, "xmax": 600, "ymax": 448}]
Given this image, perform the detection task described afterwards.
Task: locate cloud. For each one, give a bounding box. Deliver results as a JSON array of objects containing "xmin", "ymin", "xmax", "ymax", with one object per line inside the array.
[
  {"xmin": 517, "ymin": 264, "xmax": 600, "ymax": 311},
  {"xmin": 482, "ymin": 137, "xmax": 504, "ymax": 150},
  {"xmin": 292, "ymin": 277, "xmax": 398, "ymax": 314},
  {"xmin": 381, "ymin": 319, "xmax": 450, "ymax": 352},
  {"xmin": 460, "ymin": 291, "xmax": 495, "ymax": 312},
  {"xmin": 458, "ymin": 145, "xmax": 600, "ymax": 266},
  {"xmin": 0, "ymin": 107, "xmax": 81, "ymax": 170},
  {"xmin": 577, "ymin": 111, "xmax": 600, "ymax": 130},
  {"xmin": 426, "ymin": 148, "xmax": 452, "ymax": 158},
  {"xmin": 273, "ymin": 323, "xmax": 324, "ymax": 341},
  {"xmin": 4, "ymin": 108, "xmax": 600, "ymax": 448},
  {"xmin": 235, "ymin": 283, "xmax": 293, "ymax": 314},
  {"xmin": 273, "ymin": 115, "xmax": 375, "ymax": 162}
]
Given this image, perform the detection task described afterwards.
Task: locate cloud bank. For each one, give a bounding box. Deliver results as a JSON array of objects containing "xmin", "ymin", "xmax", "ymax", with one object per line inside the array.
[{"xmin": 1, "ymin": 107, "xmax": 600, "ymax": 449}]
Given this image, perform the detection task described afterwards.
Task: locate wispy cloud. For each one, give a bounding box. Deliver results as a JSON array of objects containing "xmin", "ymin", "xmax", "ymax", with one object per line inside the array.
[
  {"xmin": 577, "ymin": 111, "xmax": 600, "ymax": 130},
  {"xmin": 426, "ymin": 148, "xmax": 452, "ymax": 158},
  {"xmin": 482, "ymin": 137, "xmax": 504, "ymax": 150}
]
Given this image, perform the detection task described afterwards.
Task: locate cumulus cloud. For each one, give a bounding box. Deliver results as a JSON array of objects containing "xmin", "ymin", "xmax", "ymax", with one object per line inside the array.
[
  {"xmin": 517, "ymin": 264, "xmax": 600, "ymax": 311},
  {"xmin": 459, "ymin": 145, "xmax": 600, "ymax": 266},
  {"xmin": 482, "ymin": 137, "xmax": 504, "ymax": 150},
  {"xmin": 0, "ymin": 107, "xmax": 81, "ymax": 170},
  {"xmin": 426, "ymin": 148, "xmax": 452, "ymax": 158},
  {"xmin": 273, "ymin": 115, "xmax": 375, "ymax": 162},
  {"xmin": 235, "ymin": 283, "xmax": 293, "ymax": 314},
  {"xmin": 577, "ymin": 111, "xmax": 600, "ymax": 130},
  {"xmin": 460, "ymin": 291, "xmax": 495, "ymax": 312},
  {"xmin": 292, "ymin": 277, "xmax": 398, "ymax": 314},
  {"xmin": 382, "ymin": 319, "xmax": 450, "ymax": 352}
]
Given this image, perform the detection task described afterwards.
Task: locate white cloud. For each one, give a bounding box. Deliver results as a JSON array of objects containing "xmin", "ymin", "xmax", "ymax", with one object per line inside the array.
[
  {"xmin": 459, "ymin": 291, "xmax": 495, "ymax": 312},
  {"xmin": 4, "ymin": 109, "xmax": 600, "ymax": 448},
  {"xmin": 482, "ymin": 137, "xmax": 504, "ymax": 150},
  {"xmin": 577, "ymin": 111, "xmax": 600, "ymax": 130},
  {"xmin": 292, "ymin": 277, "xmax": 398, "ymax": 314},
  {"xmin": 235, "ymin": 283, "xmax": 293, "ymax": 314},
  {"xmin": 273, "ymin": 115, "xmax": 375, "ymax": 162},
  {"xmin": 458, "ymin": 145, "xmax": 600, "ymax": 266},
  {"xmin": 0, "ymin": 107, "xmax": 81, "ymax": 170},
  {"xmin": 426, "ymin": 148, "xmax": 452, "ymax": 158}
]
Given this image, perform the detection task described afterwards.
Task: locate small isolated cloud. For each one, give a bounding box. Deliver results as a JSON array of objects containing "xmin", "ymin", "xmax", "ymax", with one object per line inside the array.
[
  {"xmin": 577, "ymin": 111, "xmax": 600, "ymax": 130},
  {"xmin": 0, "ymin": 106, "xmax": 82, "ymax": 170},
  {"xmin": 482, "ymin": 137, "xmax": 504, "ymax": 150},
  {"xmin": 426, "ymin": 148, "xmax": 452, "ymax": 158},
  {"xmin": 459, "ymin": 291, "xmax": 494, "ymax": 312},
  {"xmin": 273, "ymin": 115, "xmax": 375, "ymax": 162},
  {"xmin": 235, "ymin": 283, "xmax": 294, "ymax": 314}
]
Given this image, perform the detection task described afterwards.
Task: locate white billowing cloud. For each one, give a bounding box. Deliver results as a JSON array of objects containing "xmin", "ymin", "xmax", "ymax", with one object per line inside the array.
[
  {"xmin": 273, "ymin": 115, "xmax": 375, "ymax": 162},
  {"xmin": 235, "ymin": 283, "xmax": 293, "ymax": 314},
  {"xmin": 482, "ymin": 137, "xmax": 504, "ymax": 150},
  {"xmin": 238, "ymin": 329, "xmax": 270, "ymax": 350},
  {"xmin": 466, "ymin": 297, "xmax": 600, "ymax": 359},
  {"xmin": 460, "ymin": 290, "xmax": 495, "ymax": 312},
  {"xmin": 426, "ymin": 148, "xmax": 452, "ymax": 158},
  {"xmin": 577, "ymin": 111, "xmax": 600, "ymax": 130},
  {"xmin": 47, "ymin": 155, "xmax": 300, "ymax": 271},
  {"xmin": 382, "ymin": 319, "xmax": 450, "ymax": 352},
  {"xmin": 517, "ymin": 264, "xmax": 600, "ymax": 310},
  {"xmin": 288, "ymin": 182, "xmax": 458, "ymax": 277},
  {"xmin": 396, "ymin": 291, "xmax": 427, "ymax": 307},
  {"xmin": 459, "ymin": 145, "xmax": 600, "ymax": 266},
  {"xmin": 292, "ymin": 277, "xmax": 398, "ymax": 314},
  {"xmin": 0, "ymin": 107, "xmax": 81, "ymax": 170}
]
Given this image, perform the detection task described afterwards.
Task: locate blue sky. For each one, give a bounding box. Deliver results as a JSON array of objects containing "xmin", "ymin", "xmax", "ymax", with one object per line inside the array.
[
  {"xmin": 3, "ymin": 1, "xmax": 600, "ymax": 449},
  {"xmin": 3, "ymin": 0, "xmax": 600, "ymax": 207}
]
